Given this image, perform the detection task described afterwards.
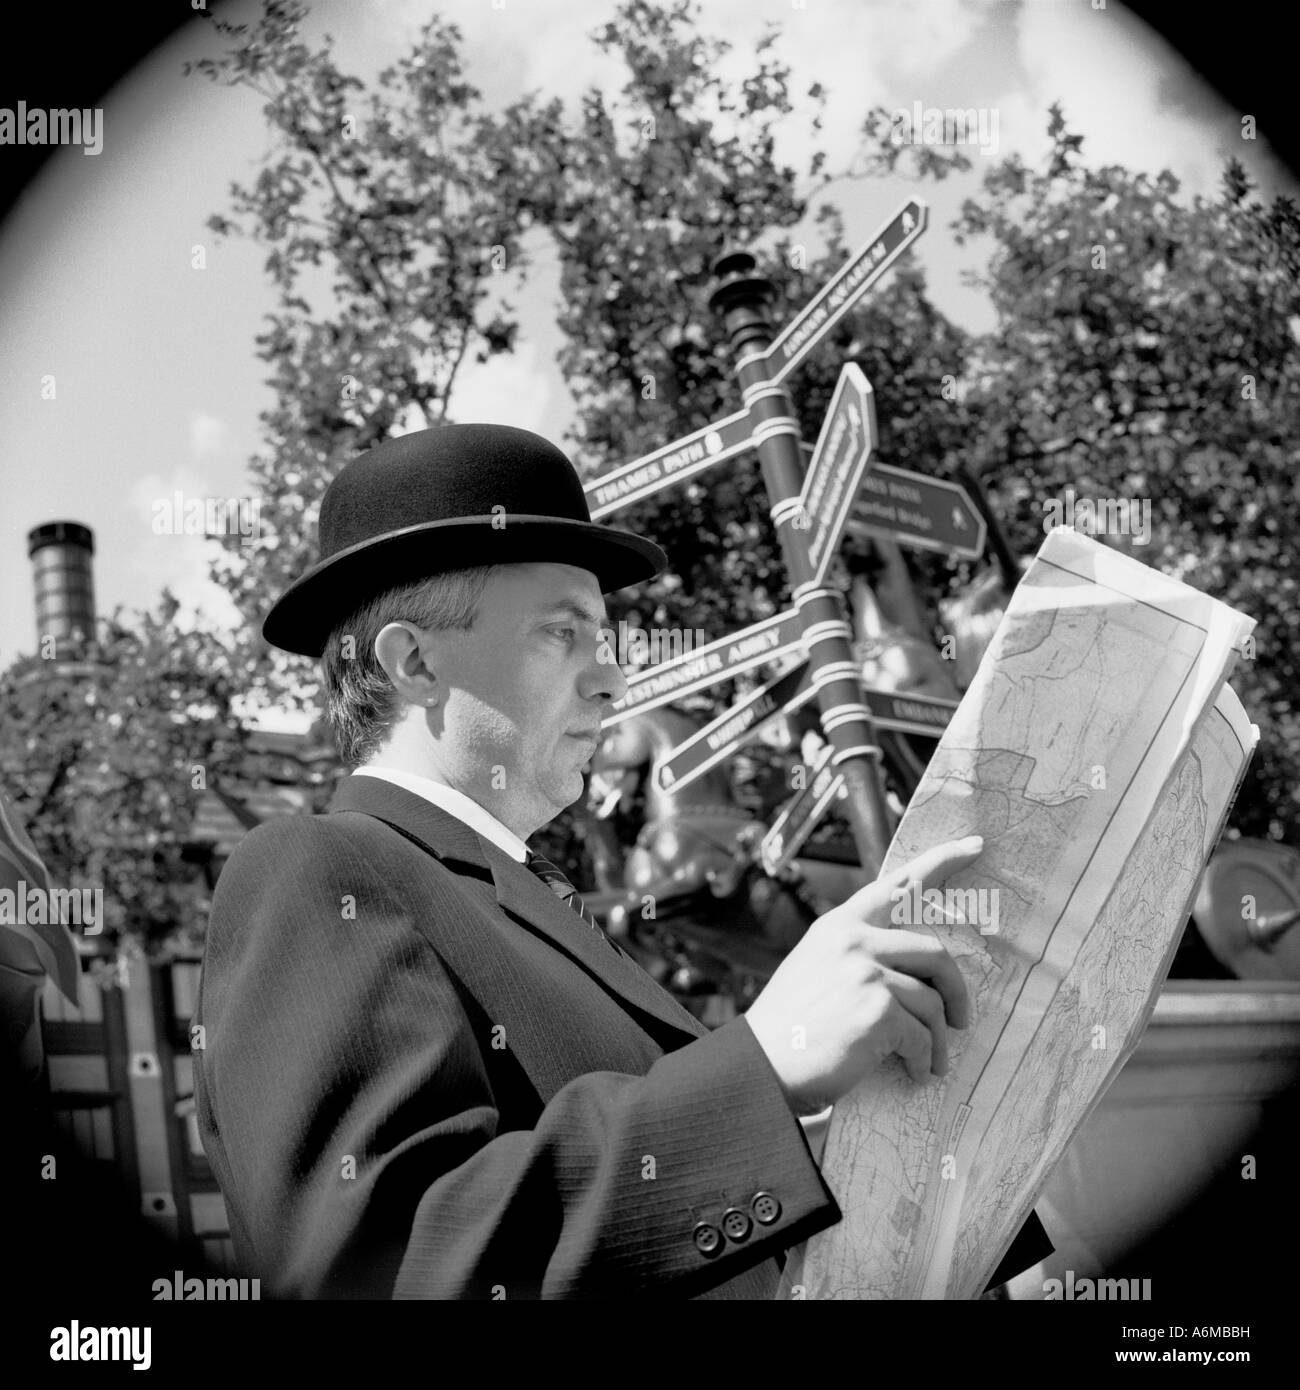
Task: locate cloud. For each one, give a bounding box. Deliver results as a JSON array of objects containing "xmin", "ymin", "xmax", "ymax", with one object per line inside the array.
[
  {"xmin": 123, "ymin": 466, "xmax": 244, "ymax": 635},
  {"xmin": 446, "ymin": 335, "xmax": 559, "ymax": 432},
  {"xmin": 1012, "ymin": 0, "xmax": 1238, "ymax": 195},
  {"xmin": 108, "ymin": 418, "xmax": 245, "ymax": 635},
  {"xmin": 189, "ymin": 411, "xmax": 227, "ymax": 461}
]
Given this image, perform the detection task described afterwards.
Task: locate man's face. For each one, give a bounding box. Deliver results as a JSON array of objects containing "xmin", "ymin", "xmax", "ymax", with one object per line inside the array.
[{"xmin": 424, "ymin": 563, "xmax": 627, "ymax": 836}]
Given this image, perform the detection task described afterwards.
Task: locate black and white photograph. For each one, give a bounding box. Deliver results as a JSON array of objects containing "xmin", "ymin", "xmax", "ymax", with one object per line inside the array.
[{"xmin": 1, "ymin": 0, "xmax": 1293, "ymax": 1369}]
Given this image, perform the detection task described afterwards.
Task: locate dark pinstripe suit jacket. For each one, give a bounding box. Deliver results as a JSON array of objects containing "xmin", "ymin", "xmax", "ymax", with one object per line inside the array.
[{"xmin": 193, "ymin": 773, "xmax": 1049, "ymax": 1299}]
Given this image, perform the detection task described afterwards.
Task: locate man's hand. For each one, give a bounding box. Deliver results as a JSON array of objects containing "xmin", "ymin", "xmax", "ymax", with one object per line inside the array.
[{"xmin": 744, "ymin": 836, "xmax": 983, "ymax": 1110}]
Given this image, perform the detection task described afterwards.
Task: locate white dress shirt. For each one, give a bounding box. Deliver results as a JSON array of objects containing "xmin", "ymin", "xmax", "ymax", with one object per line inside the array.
[
  {"xmin": 351, "ymin": 764, "xmax": 831, "ymax": 1164},
  {"xmin": 354, "ymin": 765, "xmax": 530, "ymax": 861}
]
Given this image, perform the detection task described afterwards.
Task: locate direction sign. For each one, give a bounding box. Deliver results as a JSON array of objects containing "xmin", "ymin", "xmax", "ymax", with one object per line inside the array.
[
  {"xmin": 653, "ymin": 671, "xmax": 956, "ymax": 796},
  {"xmin": 797, "ymin": 364, "xmax": 877, "ymax": 586},
  {"xmin": 585, "ymin": 409, "xmax": 754, "ymax": 520},
  {"xmin": 759, "ymin": 742, "xmax": 845, "ymax": 877},
  {"xmin": 605, "ymin": 609, "xmax": 805, "ymax": 728},
  {"xmin": 862, "ymin": 686, "xmax": 957, "ymax": 739},
  {"xmin": 763, "ymin": 199, "xmax": 929, "ymax": 385},
  {"xmin": 655, "ymin": 660, "xmax": 816, "ymax": 793},
  {"xmin": 584, "ymin": 200, "xmax": 927, "ymax": 524},
  {"xmin": 848, "ymin": 463, "xmax": 986, "ymax": 561}
]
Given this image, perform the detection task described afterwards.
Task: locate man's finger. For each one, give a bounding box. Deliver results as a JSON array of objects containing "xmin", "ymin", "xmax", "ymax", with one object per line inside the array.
[
  {"xmin": 887, "ymin": 835, "xmax": 985, "ymax": 894},
  {"xmin": 887, "ymin": 1001, "xmax": 934, "ymax": 1085},
  {"xmin": 861, "ymin": 929, "xmax": 971, "ymax": 1030},
  {"xmin": 884, "ymin": 969, "xmax": 951, "ymax": 1076},
  {"xmin": 841, "ymin": 836, "xmax": 983, "ymax": 916}
]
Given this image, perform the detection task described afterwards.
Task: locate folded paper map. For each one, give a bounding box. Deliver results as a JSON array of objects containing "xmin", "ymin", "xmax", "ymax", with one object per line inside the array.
[{"xmin": 779, "ymin": 527, "xmax": 1258, "ymax": 1299}]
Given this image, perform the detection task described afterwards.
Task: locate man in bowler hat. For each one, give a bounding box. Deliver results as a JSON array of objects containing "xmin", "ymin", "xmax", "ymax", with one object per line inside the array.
[{"xmin": 193, "ymin": 423, "xmax": 1049, "ymax": 1298}]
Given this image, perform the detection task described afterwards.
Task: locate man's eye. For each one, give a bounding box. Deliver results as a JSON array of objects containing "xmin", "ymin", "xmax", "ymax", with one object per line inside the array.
[{"xmin": 550, "ymin": 626, "xmax": 575, "ymax": 642}]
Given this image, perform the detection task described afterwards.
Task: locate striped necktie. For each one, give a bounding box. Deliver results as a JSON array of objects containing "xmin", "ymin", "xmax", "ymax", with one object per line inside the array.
[{"xmin": 524, "ymin": 850, "xmax": 620, "ymax": 953}]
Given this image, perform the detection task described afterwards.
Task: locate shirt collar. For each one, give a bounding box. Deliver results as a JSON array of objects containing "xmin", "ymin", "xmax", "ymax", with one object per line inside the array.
[{"xmin": 352, "ymin": 766, "xmax": 530, "ymax": 863}]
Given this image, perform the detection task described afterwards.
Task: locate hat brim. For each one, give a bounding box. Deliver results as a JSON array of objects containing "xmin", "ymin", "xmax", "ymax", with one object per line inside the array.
[{"xmin": 262, "ymin": 515, "xmax": 668, "ymax": 657}]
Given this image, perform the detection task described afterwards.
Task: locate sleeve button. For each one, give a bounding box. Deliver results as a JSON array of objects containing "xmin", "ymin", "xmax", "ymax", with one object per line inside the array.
[
  {"xmin": 692, "ymin": 1222, "xmax": 723, "ymax": 1257},
  {"xmin": 751, "ymin": 1191, "xmax": 782, "ymax": 1225},
  {"xmin": 722, "ymin": 1207, "xmax": 752, "ymax": 1242}
]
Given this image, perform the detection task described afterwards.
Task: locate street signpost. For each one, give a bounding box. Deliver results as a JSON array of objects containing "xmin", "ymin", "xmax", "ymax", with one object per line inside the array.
[
  {"xmin": 760, "ymin": 200, "xmax": 928, "ymax": 385},
  {"xmin": 849, "ymin": 462, "xmax": 986, "ymax": 561},
  {"xmin": 585, "ymin": 408, "xmax": 754, "ymax": 521},
  {"xmin": 585, "ymin": 199, "xmax": 930, "ymax": 526},
  {"xmin": 759, "ymin": 743, "xmax": 846, "ymax": 877},
  {"xmin": 796, "ymin": 364, "xmax": 878, "ymax": 586},
  {"xmin": 585, "ymin": 198, "xmax": 944, "ymax": 876},
  {"xmin": 712, "ymin": 243, "xmax": 912, "ymax": 875},
  {"xmin": 604, "ymin": 609, "xmax": 805, "ymax": 728},
  {"xmin": 655, "ymin": 660, "xmax": 816, "ymax": 794},
  {"xmin": 653, "ymin": 668, "xmax": 958, "ymax": 794}
]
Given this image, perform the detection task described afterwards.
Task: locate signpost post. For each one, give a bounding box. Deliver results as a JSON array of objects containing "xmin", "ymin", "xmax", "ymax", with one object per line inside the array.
[
  {"xmin": 587, "ymin": 198, "xmax": 943, "ymax": 878},
  {"xmin": 708, "ymin": 227, "xmax": 922, "ymax": 876}
]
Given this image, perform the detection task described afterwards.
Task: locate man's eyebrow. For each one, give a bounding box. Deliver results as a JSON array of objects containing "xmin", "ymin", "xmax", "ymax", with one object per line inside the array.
[{"xmin": 537, "ymin": 599, "xmax": 611, "ymax": 627}]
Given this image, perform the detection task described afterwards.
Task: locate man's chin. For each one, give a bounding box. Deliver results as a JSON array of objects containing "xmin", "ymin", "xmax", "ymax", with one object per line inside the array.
[{"xmin": 549, "ymin": 767, "xmax": 589, "ymax": 811}]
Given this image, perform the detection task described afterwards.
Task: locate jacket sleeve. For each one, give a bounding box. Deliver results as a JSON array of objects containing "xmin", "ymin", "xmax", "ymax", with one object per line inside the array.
[{"xmin": 194, "ymin": 816, "xmax": 841, "ymax": 1300}]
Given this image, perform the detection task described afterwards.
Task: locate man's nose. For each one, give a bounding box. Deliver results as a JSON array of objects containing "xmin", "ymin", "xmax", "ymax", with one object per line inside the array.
[{"xmin": 585, "ymin": 634, "xmax": 628, "ymax": 704}]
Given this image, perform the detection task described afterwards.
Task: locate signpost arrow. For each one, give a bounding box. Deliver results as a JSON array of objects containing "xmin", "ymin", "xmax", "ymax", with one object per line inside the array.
[
  {"xmin": 655, "ymin": 660, "xmax": 816, "ymax": 794},
  {"xmin": 654, "ymin": 669, "xmax": 957, "ymax": 796},
  {"xmin": 586, "ymin": 198, "xmax": 929, "ymax": 526},
  {"xmin": 796, "ymin": 363, "xmax": 878, "ymax": 587},
  {"xmin": 848, "ymin": 462, "xmax": 986, "ymax": 561},
  {"xmin": 759, "ymin": 742, "xmax": 846, "ymax": 877},
  {"xmin": 762, "ymin": 199, "xmax": 928, "ymax": 385},
  {"xmin": 585, "ymin": 409, "xmax": 754, "ymax": 521},
  {"xmin": 862, "ymin": 686, "xmax": 958, "ymax": 739},
  {"xmin": 604, "ymin": 609, "xmax": 805, "ymax": 728}
]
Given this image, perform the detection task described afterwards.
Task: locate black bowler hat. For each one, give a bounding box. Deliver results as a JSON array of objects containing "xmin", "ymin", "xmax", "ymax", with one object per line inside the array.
[{"xmin": 262, "ymin": 424, "xmax": 667, "ymax": 657}]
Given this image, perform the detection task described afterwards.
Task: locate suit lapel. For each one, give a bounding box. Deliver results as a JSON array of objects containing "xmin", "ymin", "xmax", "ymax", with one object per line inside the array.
[{"xmin": 327, "ymin": 774, "xmax": 706, "ymax": 1039}]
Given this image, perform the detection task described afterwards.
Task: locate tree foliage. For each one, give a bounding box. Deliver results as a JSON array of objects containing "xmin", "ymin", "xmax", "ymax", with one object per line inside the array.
[
  {"xmin": 185, "ymin": 0, "xmax": 543, "ymax": 701},
  {"xmin": 186, "ymin": 0, "xmax": 972, "ymax": 683},
  {"xmin": 8, "ymin": 0, "xmax": 1295, "ymax": 959},
  {"xmin": 189, "ymin": 0, "xmax": 1300, "ymax": 845},
  {"xmin": 956, "ymin": 106, "xmax": 1300, "ymax": 838},
  {"xmin": 479, "ymin": 1, "xmax": 973, "ymax": 644},
  {"xmin": 0, "ymin": 599, "xmax": 248, "ymax": 951}
]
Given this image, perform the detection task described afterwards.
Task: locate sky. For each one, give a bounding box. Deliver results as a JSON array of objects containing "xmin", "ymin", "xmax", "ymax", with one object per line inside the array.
[{"xmin": 1, "ymin": 0, "xmax": 1293, "ymax": 719}]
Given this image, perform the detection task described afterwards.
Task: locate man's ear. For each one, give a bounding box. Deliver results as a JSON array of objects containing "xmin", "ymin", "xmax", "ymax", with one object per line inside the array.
[{"xmin": 374, "ymin": 621, "xmax": 441, "ymax": 707}]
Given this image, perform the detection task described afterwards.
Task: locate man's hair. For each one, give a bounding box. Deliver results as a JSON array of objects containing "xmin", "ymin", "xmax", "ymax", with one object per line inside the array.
[{"xmin": 321, "ymin": 565, "xmax": 501, "ymax": 768}]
